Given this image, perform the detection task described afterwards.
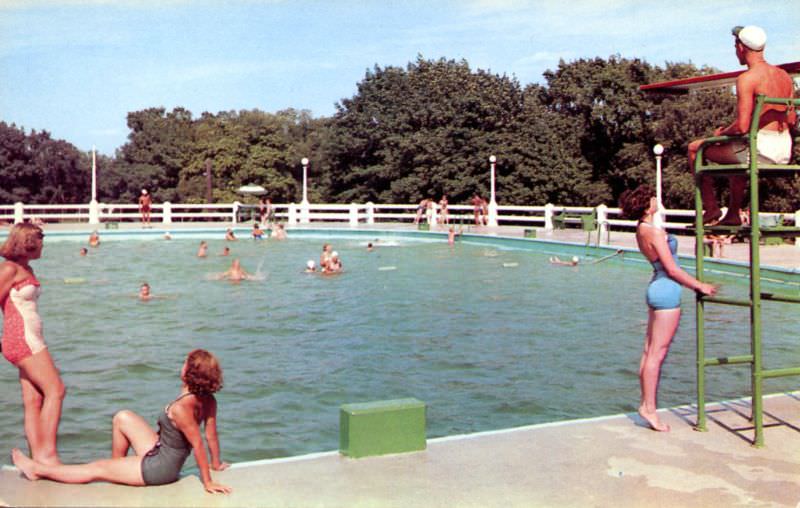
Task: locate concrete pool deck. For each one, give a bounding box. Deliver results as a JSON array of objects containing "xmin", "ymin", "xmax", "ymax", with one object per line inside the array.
[
  {"xmin": 3, "ymin": 394, "xmax": 800, "ymax": 507},
  {"xmin": 2, "ymin": 220, "xmax": 799, "ymax": 506}
]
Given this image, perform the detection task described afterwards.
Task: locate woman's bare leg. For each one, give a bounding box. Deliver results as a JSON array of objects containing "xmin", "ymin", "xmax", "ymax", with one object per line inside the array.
[
  {"xmin": 12, "ymin": 448, "xmax": 145, "ymax": 486},
  {"xmin": 638, "ymin": 308, "xmax": 681, "ymax": 432},
  {"xmin": 110, "ymin": 410, "xmax": 159, "ymax": 458},
  {"xmin": 18, "ymin": 349, "xmax": 66, "ymax": 465}
]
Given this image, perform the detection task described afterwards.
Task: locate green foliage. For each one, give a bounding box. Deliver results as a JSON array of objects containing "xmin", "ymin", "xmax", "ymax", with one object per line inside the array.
[
  {"xmin": 3, "ymin": 55, "xmax": 798, "ymax": 212},
  {"xmin": 0, "ymin": 122, "xmax": 89, "ymax": 204}
]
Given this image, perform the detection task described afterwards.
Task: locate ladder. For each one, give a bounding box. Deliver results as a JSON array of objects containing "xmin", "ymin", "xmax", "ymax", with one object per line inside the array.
[{"xmin": 693, "ymin": 95, "xmax": 800, "ymax": 447}]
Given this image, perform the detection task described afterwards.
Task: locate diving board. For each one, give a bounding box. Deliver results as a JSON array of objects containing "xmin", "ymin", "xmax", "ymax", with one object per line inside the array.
[{"xmin": 640, "ymin": 61, "xmax": 800, "ymax": 94}]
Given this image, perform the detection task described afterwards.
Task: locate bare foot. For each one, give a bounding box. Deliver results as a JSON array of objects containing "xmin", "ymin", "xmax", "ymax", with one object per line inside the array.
[
  {"xmin": 638, "ymin": 406, "xmax": 671, "ymax": 432},
  {"xmin": 11, "ymin": 449, "xmax": 41, "ymax": 481}
]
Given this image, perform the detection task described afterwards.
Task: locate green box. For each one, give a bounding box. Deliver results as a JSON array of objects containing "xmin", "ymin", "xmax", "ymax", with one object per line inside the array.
[
  {"xmin": 105, "ymin": 222, "xmax": 119, "ymax": 230},
  {"xmin": 524, "ymin": 228, "xmax": 536, "ymax": 238},
  {"xmin": 340, "ymin": 398, "xmax": 426, "ymax": 458},
  {"xmin": 417, "ymin": 223, "xmax": 430, "ymax": 231}
]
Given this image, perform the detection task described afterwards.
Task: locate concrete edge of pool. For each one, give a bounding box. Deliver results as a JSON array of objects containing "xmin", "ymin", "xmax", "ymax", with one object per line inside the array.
[{"xmin": 3, "ymin": 392, "xmax": 800, "ymax": 507}]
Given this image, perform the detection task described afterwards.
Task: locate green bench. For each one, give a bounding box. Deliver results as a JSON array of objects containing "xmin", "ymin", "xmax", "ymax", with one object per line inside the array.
[{"xmin": 339, "ymin": 398, "xmax": 426, "ymax": 458}]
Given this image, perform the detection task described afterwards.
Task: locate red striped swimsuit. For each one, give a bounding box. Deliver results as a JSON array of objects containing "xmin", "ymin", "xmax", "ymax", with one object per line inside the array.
[{"xmin": 2, "ymin": 276, "xmax": 46, "ymax": 366}]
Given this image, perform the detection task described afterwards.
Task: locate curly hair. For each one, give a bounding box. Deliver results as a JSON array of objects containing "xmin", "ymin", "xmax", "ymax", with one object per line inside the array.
[
  {"xmin": 0, "ymin": 223, "xmax": 43, "ymax": 262},
  {"xmin": 618, "ymin": 185, "xmax": 654, "ymax": 221},
  {"xmin": 183, "ymin": 349, "xmax": 223, "ymax": 395}
]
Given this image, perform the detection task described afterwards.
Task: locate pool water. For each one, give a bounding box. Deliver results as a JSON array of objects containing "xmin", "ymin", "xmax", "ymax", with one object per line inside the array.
[{"xmin": 1, "ymin": 234, "xmax": 798, "ymax": 465}]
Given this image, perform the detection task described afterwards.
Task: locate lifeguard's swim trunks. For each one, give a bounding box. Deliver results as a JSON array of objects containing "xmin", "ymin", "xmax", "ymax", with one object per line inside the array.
[{"xmin": 729, "ymin": 129, "xmax": 793, "ymax": 164}]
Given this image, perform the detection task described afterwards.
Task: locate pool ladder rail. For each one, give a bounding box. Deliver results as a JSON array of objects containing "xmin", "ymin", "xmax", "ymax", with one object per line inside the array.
[{"xmin": 693, "ymin": 95, "xmax": 800, "ymax": 447}]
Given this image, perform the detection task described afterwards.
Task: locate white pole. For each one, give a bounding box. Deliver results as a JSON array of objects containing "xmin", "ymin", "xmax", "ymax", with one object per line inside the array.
[
  {"xmin": 301, "ymin": 157, "xmax": 309, "ymax": 204},
  {"xmin": 91, "ymin": 145, "xmax": 97, "ymax": 202},
  {"xmin": 88, "ymin": 145, "xmax": 100, "ymax": 224},
  {"xmin": 653, "ymin": 144, "xmax": 664, "ymax": 228},
  {"xmin": 488, "ymin": 155, "xmax": 498, "ymax": 227}
]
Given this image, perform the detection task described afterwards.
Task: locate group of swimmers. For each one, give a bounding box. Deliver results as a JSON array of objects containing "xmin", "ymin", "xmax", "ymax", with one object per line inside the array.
[
  {"xmin": 1, "ymin": 223, "xmax": 232, "ymax": 493},
  {"xmin": 305, "ymin": 243, "xmax": 343, "ymax": 274}
]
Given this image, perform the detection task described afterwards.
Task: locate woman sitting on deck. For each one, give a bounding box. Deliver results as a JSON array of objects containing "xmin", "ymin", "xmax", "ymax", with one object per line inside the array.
[
  {"xmin": 12, "ymin": 349, "xmax": 231, "ymax": 494},
  {"xmin": 619, "ymin": 185, "xmax": 718, "ymax": 432}
]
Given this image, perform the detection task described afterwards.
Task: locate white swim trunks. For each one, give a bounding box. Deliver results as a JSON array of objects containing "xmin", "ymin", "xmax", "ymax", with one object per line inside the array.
[{"xmin": 730, "ymin": 129, "xmax": 793, "ymax": 164}]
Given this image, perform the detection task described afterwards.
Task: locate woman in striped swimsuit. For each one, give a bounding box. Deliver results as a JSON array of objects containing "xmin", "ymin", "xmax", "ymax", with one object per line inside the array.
[{"xmin": 1, "ymin": 222, "xmax": 66, "ymax": 466}]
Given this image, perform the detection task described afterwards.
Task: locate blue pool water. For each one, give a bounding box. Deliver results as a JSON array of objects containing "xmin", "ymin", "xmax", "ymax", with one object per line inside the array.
[{"xmin": 0, "ymin": 231, "xmax": 798, "ymax": 465}]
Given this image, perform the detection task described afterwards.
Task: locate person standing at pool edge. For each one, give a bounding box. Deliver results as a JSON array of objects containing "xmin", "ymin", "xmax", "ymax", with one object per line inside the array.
[
  {"xmin": 12, "ymin": 349, "xmax": 231, "ymax": 494},
  {"xmin": 138, "ymin": 189, "xmax": 152, "ymax": 228},
  {"xmin": 620, "ymin": 185, "xmax": 717, "ymax": 432},
  {"xmin": 0, "ymin": 223, "xmax": 66, "ymax": 465},
  {"xmin": 688, "ymin": 25, "xmax": 796, "ymax": 225}
]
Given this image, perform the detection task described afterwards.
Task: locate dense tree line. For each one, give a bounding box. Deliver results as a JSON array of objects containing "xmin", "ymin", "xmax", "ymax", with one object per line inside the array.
[{"xmin": 2, "ymin": 55, "xmax": 798, "ymax": 210}]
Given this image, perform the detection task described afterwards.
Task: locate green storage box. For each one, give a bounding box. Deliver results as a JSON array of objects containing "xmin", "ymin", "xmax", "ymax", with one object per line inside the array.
[
  {"xmin": 524, "ymin": 228, "xmax": 536, "ymax": 238},
  {"xmin": 417, "ymin": 223, "xmax": 430, "ymax": 231},
  {"xmin": 340, "ymin": 398, "xmax": 426, "ymax": 458}
]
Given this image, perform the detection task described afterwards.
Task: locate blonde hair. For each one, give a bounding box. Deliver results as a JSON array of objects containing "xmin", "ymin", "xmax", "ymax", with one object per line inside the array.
[
  {"xmin": 183, "ymin": 349, "xmax": 223, "ymax": 395},
  {"xmin": 0, "ymin": 223, "xmax": 43, "ymax": 262}
]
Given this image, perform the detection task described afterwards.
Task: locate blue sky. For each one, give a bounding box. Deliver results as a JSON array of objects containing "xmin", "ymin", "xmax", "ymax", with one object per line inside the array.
[{"xmin": 1, "ymin": 0, "xmax": 798, "ymax": 155}]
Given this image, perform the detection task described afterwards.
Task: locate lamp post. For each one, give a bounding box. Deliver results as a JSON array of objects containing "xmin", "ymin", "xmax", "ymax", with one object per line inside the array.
[
  {"xmin": 300, "ymin": 157, "xmax": 310, "ymax": 224},
  {"xmin": 653, "ymin": 144, "xmax": 665, "ymax": 227},
  {"xmin": 488, "ymin": 155, "xmax": 498, "ymax": 227},
  {"xmin": 88, "ymin": 145, "xmax": 99, "ymax": 224}
]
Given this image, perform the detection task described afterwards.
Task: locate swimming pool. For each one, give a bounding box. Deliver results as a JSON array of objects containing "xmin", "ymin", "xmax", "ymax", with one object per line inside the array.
[{"xmin": 1, "ymin": 231, "xmax": 798, "ymax": 465}]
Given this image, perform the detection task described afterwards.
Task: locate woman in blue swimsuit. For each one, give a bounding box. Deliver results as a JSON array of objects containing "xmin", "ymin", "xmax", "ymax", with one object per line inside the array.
[
  {"xmin": 12, "ymin": 349, "xmax": 231, "ymax": 494},
  {"xmin": 620, "ymin": 186, "xmax": 717, "ymax": 432}
]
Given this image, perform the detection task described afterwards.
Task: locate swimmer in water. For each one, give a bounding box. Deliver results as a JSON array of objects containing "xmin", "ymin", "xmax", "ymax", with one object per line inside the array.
[
  {"xmin": 305, "ymin": 260, "xmax": 316, "ymax": 273},
  {"xmin": 197, "ymin": 241, "xmax": 208, "ymax": 258},
  {"xmin": 224, "ymin": 228, "xmax": 236, "ymax": 241},
  {"xmin": 252, "ymin": 223, "xmax": 264, "ymax": 240},
  {"xmin": 88, "ymin": 230, "xmax": 100, "ymax": 247},
  {"xmin": 218, "ymin": 259, "xmax": 252, "ymax": 282},
  {"xmin": 549, "ymin": 256, "xmax": 580, "ymax": 266},
  {"xmin": 320, "ymin": 243, "xmax": 332, "ymax": 271},
  {"xmin": 367, "ymin": 242, "xmax": 374, "ymax": 252},
  {"xmin": 79, "ymin": 247, "xmax": 88, "ymax": 257},
  {"xmin": 271, "ymin": 224, "xmax": 287, "ymax": 240},
  {"xmin": 139, "ymin": 282, "xmax": 152, "ymax": 301},
  {"xmin": 220, "ymin": 246, "xmax": 230, "ymax": 257},
  {"xmin": 323, "ymin": 251, "xmax": 343, "ymax": 274}
]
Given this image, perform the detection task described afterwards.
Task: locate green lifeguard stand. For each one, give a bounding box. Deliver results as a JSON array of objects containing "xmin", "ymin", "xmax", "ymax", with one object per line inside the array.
[{"xmin": 692, "ymin": 94, "xmax": 800, "ymax": 447}]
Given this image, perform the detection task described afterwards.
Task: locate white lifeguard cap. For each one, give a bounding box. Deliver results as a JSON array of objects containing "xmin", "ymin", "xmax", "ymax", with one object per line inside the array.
[
  {"xmin": 733, "ymin": 25, "xmax": 766, "ymax": 51},
  {"xmin": 332, "ymin": 251, "xmax": 339, "ymax": 258},
  {"xmin": 307, "ymin": 260, "xmax": 315, "ymax": 269}
]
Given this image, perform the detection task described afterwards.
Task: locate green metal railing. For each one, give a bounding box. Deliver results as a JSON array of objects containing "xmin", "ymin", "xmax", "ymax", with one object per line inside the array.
[{"xmin": 693, "ymin": 95, "xmax": 800, "ymax": 447}]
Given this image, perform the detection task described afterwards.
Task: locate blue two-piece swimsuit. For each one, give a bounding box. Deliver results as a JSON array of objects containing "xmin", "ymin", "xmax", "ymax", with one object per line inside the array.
[{"xmin": 642, "ymin": 222, "xmax": 682, "ymax": 310}]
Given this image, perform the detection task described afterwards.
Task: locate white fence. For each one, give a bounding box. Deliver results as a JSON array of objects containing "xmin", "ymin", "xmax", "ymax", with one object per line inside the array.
[{"xmin": 1, "ymin": 200, "xmax": 798, "ymax": 244}]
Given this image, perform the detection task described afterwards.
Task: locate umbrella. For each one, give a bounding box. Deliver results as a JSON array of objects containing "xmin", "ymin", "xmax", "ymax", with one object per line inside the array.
[{"xmin": 237, "ymin": 184, "xmax": 267, "ymax": 195}]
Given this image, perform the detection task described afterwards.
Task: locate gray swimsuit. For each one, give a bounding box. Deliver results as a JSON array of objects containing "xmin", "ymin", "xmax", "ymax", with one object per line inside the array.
[{"xmin": 140, "ymin": 393, "xmax": 193, "ymax": 486}]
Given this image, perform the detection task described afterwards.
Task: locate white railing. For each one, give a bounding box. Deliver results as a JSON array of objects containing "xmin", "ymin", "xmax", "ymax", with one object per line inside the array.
[{"xmin": 2, "ymin": 201, "xmax": 798, "ymax": 247}]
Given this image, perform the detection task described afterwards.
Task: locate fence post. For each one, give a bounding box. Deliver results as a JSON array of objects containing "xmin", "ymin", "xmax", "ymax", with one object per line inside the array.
[
  {"xmin": 349, "ymin": 203, "xmax": 359, "ymax": 228},
  {"xmin": 232, "ymin": 201, "xmax": 240, "ymax": 224},
  {"xmin": 429, "ymin": 203, "xmax": 438, "ymax": 226},
  {"xmin": 795, "ymin": 210, "xmax": 800, "ymax": 248},
  {"xmin": 544, "ymin": 203, "xmax": 554, "ymax": 231},
  {"xmin": 596, "ymin": 204, "xmax": 608, "ymax": 244},
  {"xmin": 288, "ymin": 204, "xmax": 297, "ymax": 225},
  {"xmin": 13, "ymin": 202, "xmax": 24, "ymax": 224},
  {"xmin": 88, "ymin": 200, "xmax": 100, "ymax": 225},
  {"xmin": 366, "ymin": 202, "xmax": 375, "ymax": 224},
  {"xmin": 300, "ymin": 202, "xmax": 310, "ymax": 224},
  {"xmin": 162, "ymin": 202, "xmax": 172, "ymax": 224}
]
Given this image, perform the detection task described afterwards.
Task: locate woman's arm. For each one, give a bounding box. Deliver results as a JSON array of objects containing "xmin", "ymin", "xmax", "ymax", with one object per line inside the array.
[
  {"xmin": 202, "ymin": 397, "xmax": 229, "ymax": 471},
  {"xmin": 647, "ymin": 229, "xmax": 717, "ymax": 296},
  {"xmin": 171, "ymin": 402, "xmax": 231, "ymax": 494},
  {"xmin": 0, "ymin": 262, "xmax": 18, "ymax": 303}
]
